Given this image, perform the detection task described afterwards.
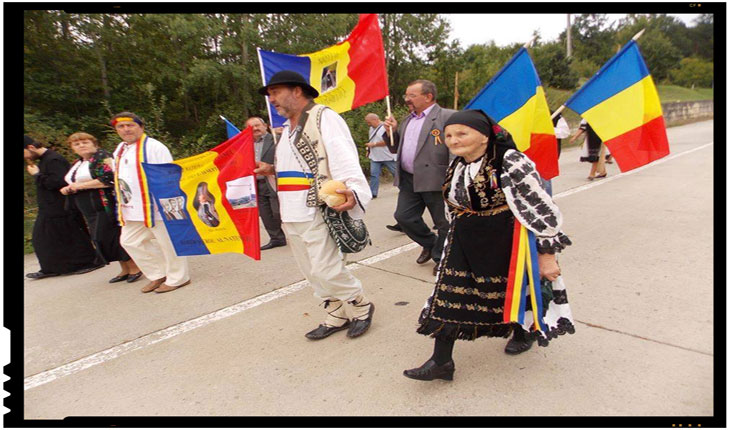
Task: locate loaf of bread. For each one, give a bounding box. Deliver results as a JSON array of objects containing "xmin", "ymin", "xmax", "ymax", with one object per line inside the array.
[{"xmin": 319, "ymin": 180, "xmax": 347, "ymax": 207}]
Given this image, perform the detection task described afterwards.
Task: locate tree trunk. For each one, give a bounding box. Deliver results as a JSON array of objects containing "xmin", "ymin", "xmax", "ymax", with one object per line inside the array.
[{"xmin": 95, "ymin": 43, "xmax": 111, "ymax": 101}]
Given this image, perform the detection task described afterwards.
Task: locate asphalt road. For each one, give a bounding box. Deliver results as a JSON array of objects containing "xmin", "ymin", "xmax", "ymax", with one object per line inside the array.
[{"xmin": 20, "ymin": 120, "xmax": 714, "ymax": 418}]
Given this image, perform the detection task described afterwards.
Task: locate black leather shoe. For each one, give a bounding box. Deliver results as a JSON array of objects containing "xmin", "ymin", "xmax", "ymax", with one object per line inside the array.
[
  {"xmin": 126, "ymin": 272, "xmax": 144, "ymax": 283},
  {"xmin": 109, "ymin": 274, "xmax": 129, "ymax": 283},
  {"xmin": 71, "ymin": 264, "xmax": 105, "ymax": 275},
  {"xmin": 346, "ymin": 302, "xmax": 374, "ymax": 338},
  {"xmin": 403, "ymin": 359, "xmax": 455, "ymax": 381},
  {"xmin": 385, "ymin": 224, "xmax": 403, "ymax": 232},
  {"xmin": 505, "ymin": 330, "xmax": 535, "ymax": 355},
  {"xmin": 26, "ymin": 271, "xmax": 60, "ymax": 279},
  {"xmin": 261, "ymin": 241, "xmax": 286, "ymax": 251},
  {"xmin": 416, "ymin": 247, "xmax": 432, "ymax": 264},
  {"xmin": 305, "ymin": 321, "xmax": 351, "ymax": 340}
]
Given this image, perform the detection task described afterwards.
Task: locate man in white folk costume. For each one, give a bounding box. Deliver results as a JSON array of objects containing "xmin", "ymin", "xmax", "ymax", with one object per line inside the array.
[
  {"xmin": 254, "ymin": 71, "xmax": 375, "ymax": 340},
  {"xmin": 111, "ymin": 112, "xmax": 191, "ymax": 294}
]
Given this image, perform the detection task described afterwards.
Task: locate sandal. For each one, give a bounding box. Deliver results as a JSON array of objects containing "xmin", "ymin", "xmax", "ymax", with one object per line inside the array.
[{"xmin": 595, "ymin": 173, "xmax": 607, "ymax": 179}]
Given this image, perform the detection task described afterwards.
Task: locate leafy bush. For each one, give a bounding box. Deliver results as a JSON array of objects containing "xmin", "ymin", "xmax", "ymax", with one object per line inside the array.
[{"xmin": 669, "ymin": 57, "xmax": 714, "ymax": 88}]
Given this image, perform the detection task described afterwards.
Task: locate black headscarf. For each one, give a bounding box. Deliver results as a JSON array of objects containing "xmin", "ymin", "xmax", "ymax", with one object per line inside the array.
[{"xmin": 443, "ymin": 109, "xmax": 517, "ymax": 151}]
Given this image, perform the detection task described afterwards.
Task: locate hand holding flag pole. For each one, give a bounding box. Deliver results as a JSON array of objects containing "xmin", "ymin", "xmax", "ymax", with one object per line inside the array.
[{"xmin": 385, "ymin": 95, "xmax": 395, "ymax": 149}]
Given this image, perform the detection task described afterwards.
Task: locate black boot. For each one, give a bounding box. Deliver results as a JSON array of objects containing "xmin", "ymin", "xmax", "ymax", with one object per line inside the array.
[
  {"xmin": 504, "ymin": 324, "xmax": 535, "ymax": 355},
  {"xmin": 404, "ymin": 337, "xmax": 455, "ymax": 381}
]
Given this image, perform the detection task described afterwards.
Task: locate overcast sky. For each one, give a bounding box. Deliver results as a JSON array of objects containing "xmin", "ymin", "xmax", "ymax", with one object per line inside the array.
[{"xmin": 445, "ymin": 14, "xmax": 703, "ymax": 48}]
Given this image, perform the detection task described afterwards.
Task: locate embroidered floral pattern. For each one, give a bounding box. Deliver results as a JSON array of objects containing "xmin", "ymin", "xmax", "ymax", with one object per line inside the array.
[
  {"xmin": 438, "ymin": 284, "xmax": 505, "ymax": 300},
  {"xmin": 434, "ymin": 298, "xmax": 503, "ymax": 314},
  {"xmin": 500, "ymin": 149, "xmax": 572, "ymax": 253}
]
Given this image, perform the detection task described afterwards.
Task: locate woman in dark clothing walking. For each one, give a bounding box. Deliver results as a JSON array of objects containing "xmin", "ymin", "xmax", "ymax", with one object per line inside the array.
[
  {"xmin": 60, "ymin": 132, "xmax": 142, "ymax": 283},
  {"xmin": 24, "ymin": 135, "xmax": 102, "ymax": 279},
  {"xmin": 403, "ymin": 110, "xmax": 575, "ymax": 381}
]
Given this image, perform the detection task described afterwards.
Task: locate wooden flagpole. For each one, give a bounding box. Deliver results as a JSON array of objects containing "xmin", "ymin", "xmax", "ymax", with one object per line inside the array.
[{"xmin": 385, "ymin": 95, "xmax": 395, "ymax": 148}]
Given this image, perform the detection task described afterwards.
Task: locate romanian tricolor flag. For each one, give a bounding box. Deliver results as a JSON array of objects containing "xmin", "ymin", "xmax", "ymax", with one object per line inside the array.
[
  {"xmin": 503, "ymin": 220, "xmax": 547, "ymax": 333},
  {"xmin": 257, "ymin": 13, "xmax": 389, "ymax": 127},
  {"xmin": 142, "ymin": 128, "xmax": 261, "ymax": 260},
  {"xmin": 466, "ymin": 47, "xmax": 559, "ymax": 179},
  {"xmin": 564, "ymin": 40, "xmax": 670, "ymax": 171}
]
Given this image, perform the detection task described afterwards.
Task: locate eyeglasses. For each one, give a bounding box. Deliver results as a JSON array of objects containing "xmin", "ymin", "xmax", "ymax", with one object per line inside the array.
[{"xmin": 403, "ymin": 93, "xmax": 422, "ymax": 101}]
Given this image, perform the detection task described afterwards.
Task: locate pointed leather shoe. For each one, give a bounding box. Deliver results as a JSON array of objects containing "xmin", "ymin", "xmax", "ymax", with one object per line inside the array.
[
  {"xmin": 261, "ymin": 241, "xmax": 286, "ymax": 251},
  {"xmin": 416, "ymin": 247, "xmax": 432, "ymax": 264},
  {"xmin": 26, "ymin": 271, "xmax": 60, "ymax": 279},
  {"xmin": 141, "ymin": 277, "xmax": 166, "ymax": 293},
  {"xmin": 155, "ymin": 279, "xmax": 191, "ymax": 293},
  {"xmin": 305, "ymin": 321, "xmax": 351, "ymax": 340},
  {"xmin": 403, "ymin": 359, "xmax": 455, "ymax": 381},
  {"xmin": 126, "ymin": 272, "xmax": 144, "ymax": 283},
  {"xmin": 108, "ymin": 274, "xmax": 129, "ymax": 283}
]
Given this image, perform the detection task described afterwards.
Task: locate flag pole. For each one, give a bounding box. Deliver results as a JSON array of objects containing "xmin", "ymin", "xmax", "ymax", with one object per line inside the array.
[
  {"xmin": 632, "ymin": 29, "xmax": 646, "ymax": 41},
  {"xmin": 551, "ymin": 106, "xmax": 566, "ymax": 119},
  {"xmin": 523, "ymin": 35, "xmax": 538, "ymax": 49},
  {"xmin": 453, "ymin": 71, "xmax": 459, "ymax": 110},
  {"xmin": 385, "ymin": 95, "xmax": 395, "ymax": 148},
  {"xmin": 256, "ymin": 47, "xmax": 275, "ymax": 135}
]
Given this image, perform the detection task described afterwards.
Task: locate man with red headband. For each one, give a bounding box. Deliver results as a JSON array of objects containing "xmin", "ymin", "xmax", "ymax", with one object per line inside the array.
[{"xmin": 110, "ymin": 112, "xmax": 191, "ymax": 293}]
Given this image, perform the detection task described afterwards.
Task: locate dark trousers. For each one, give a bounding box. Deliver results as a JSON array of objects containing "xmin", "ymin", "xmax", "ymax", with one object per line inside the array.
[
  {"xmin": 394, "ymin": 170, "xmax": 449, "ymax": 262},
  {"xmin": 257, "ymin": 178, "xmax": 286, "ymax": 244}
]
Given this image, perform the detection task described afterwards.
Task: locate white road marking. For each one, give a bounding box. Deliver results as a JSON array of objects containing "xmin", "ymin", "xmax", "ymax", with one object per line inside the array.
[
  {"xmin": 23, "ymin": 142, "xmax": 712, "ymax": 391},
  {"xmin": 553, "ymin": 142, "xmax": 713, "ymax": 200},
  {"xmin": 23, "ymin": 243, "xmax": 421, "ymax": 391}
]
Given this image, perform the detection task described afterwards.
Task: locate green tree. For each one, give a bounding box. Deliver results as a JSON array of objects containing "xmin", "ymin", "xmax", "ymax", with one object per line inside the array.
[
  {"xmin": 614, "ymin": 15, "xmax": 683, "ymax": 82},
  {"xmin": 532, "ymin": 41, "xmax": 579, "ymax": 90},
  {"xmin": 380, "ymin": 14, "xmax": 451, "ymax": 107}
]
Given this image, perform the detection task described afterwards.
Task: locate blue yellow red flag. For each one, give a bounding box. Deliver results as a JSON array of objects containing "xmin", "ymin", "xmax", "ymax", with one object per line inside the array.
[
  {"xmin": 466, "ymin": 47, "xmax": 559, "ymax": 180},
  {"xmin": 142, "ymin": 128, "xmax": 261, "ymax": 260},
  {"xmin": 220, "ymin": 115, "xmax": 241, "ymax": 140},
  {"xmin": 257, "ymin": 14, "xmax": 389, "ymax": 127},
  {"xmin": 564, "ymin": 40, "xmax": 670, "ymax": 171}
]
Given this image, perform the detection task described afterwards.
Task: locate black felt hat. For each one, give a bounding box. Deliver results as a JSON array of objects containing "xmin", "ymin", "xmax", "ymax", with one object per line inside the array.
[{"xmin": 258, "ymin": 70, "xmax": 319, "ymax": 98}]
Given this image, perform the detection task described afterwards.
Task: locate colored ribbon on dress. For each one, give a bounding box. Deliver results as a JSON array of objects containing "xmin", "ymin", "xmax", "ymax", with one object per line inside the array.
[
  {"xmin": 114, "ymin": 133, "xmax": 155, "ymax": 228},
  {"xmin": 503, "ymin": 219, "xmax": 547, "ymax": 332}
]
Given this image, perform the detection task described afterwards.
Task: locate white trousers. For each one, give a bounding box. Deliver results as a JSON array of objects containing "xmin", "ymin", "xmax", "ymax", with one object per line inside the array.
[
  {"xmin": 120, "ymin": 221, "xmax": 190, "ymax": 286},
  {"xmin": 282, "ymin": 212, "xmax": 363, "ymax": 302}
]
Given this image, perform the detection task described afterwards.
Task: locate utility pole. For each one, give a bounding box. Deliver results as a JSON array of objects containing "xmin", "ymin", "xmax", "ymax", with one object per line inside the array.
[{"xmin": 566, "ymin": 14, "xmax": 572, "ymax": 58}]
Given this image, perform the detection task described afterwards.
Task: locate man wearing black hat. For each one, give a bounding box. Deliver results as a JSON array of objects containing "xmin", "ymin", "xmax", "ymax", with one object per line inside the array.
[
  {"xmin": 254, "ymin": 70, "xmax": 375, "ymax": 340},
  {"xmin": 24, "ymin": 135, "xmax": 103, "ymax": 279}
]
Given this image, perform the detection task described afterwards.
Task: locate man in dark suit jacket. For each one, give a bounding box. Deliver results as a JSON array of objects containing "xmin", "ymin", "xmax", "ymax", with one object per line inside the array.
[
  {"xmin": 384, "ymin": 80, "xmax": 456, "ymax": 275},
  {"xmin": 246, "ymin": 117, "xmax": 286, "ymax": 250}
]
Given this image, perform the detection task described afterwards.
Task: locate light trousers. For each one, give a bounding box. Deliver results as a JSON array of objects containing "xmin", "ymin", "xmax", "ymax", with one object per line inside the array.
[
  {"xmin": 282, "ymin": 212, "xmax": 363, "ymax": 302},
  {"xmin": 120, "ymin": 221, "xmax": 190, "ymax": 286}
]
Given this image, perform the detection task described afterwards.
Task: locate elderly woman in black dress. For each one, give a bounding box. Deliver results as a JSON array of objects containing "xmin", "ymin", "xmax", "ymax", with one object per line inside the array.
[
  {"xmin": 403, "ymin": 110, "xmax": 575, "ymax": 381},
  {"xmin": 60, "ymin": 132, "xmax": 142, "ymax": 284}
]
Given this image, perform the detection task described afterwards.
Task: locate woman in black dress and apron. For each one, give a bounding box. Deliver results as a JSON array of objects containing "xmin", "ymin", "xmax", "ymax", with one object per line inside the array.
[
  {"xmin": 60, "ymin": 132, "xmax": 142, "ymax": 284},
  {"xmin": 403, "ymin": 110, "xmax": 575, "ymax": 381}
]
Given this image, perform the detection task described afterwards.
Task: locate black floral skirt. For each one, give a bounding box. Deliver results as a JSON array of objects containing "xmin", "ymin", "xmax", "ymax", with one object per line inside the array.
[{"xmin": 417, "ymin": 210, "xmax": 517, "ymax": 341}]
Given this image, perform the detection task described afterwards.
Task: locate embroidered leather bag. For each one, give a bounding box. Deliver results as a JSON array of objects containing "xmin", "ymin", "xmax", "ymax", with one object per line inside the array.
[{"xmin": 291, "ymin": 105, "xmax": 371, "ymax": 253}]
